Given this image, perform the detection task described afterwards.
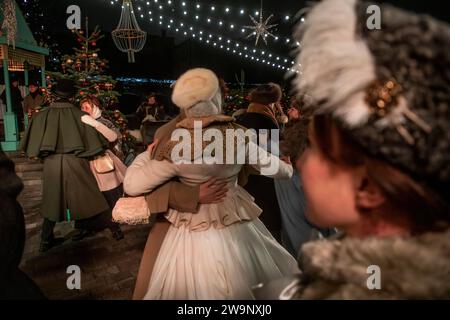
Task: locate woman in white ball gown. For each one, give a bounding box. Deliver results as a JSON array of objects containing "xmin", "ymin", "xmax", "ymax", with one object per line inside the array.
[{"xmin": 124, "ymin": 68, "xmax": 298, "ymax": 300}]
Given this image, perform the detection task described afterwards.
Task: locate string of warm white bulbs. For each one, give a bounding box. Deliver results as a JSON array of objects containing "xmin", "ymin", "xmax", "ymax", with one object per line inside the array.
[
  {"xmin": 107, "ymin": 0, "xmax": 300, "ymax": 73},
  {"xmin": 133, "ymin": 0, "xmax": 296, "ymax": 45}
]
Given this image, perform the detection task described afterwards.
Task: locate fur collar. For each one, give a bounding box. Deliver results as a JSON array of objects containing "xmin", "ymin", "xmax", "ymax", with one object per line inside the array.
[
  {"xmin": 296, "ymin": 230, "xmax": 450, "ymax": 299},
  {"xmin": 247, "ymin": 103, "xmax": 279, "ymax": 128},
  {"xmin": 176, "ymin": 114, "xmax": 234, "ymax": 129}
]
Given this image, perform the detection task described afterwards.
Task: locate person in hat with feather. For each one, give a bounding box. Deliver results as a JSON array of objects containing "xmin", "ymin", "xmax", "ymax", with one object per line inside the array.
[
  {"xmin": 21, "ymin": 79, "xmax": 110, "ymax": 252},
  {"xmin": 254, "ymin": 0, "xmax": 450, "ymax": 299}
]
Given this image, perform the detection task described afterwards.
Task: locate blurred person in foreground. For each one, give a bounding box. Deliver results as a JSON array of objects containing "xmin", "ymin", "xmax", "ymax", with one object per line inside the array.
[{"xmin": 256, "ymin": 0, "xmax": 450, "ymax": 299}]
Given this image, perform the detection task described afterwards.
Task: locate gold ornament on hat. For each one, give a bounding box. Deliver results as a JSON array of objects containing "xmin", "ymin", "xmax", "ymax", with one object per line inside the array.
[{"xmin": 365, "ymin": 79, "xmax": 432, "ymax": 145}]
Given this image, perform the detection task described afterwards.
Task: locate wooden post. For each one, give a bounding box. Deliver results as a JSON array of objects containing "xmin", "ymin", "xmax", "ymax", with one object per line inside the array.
[
  {"xmin": 1, "ymin": 59, "xmax": 19, "ymax": 151},
  {"xmin": 24, "ymin": 65, "xmax": 29, "ymax": 129},
  {"xmin": 40, "ymin": 65, "xmax": 46, "ymax": 88}
]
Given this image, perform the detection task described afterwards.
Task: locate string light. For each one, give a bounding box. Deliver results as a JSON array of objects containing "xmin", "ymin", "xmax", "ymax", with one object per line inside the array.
[{"xmin": 109, "ymin": 0, "xmax": 298, "ymax": 72}]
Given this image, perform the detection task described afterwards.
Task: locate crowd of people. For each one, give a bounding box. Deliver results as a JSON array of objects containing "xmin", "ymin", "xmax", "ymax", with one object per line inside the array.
[{"xmin": 1, "ymin": 0, "xmax": 449, "ymax": 300}]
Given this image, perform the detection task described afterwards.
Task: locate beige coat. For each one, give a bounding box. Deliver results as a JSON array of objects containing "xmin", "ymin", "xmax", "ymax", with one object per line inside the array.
[
  {"xmin": 23, "ymin": 94, "xmax": 44, "ymax": 113},
  {"xmin": 132, "ymin": 115, "xmax": 200, "ymax": 300}
]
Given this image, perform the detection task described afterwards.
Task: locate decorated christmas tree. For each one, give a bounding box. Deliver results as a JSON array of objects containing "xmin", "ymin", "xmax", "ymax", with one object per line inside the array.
[{"xmin": 45, "ymin": 22, "xmax": 136, "ymax": 160}]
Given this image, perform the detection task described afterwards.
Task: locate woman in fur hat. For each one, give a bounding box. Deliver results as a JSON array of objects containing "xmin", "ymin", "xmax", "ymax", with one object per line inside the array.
[
  {"xmin": 256, "ymin": 0, "xmax": 450, "ymax": 299},
  {"xmin": 124, "ymin": 68, "xmax": 298, "ymax": 299}
]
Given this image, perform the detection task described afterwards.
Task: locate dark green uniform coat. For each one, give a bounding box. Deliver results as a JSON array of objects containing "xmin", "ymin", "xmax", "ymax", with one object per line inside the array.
[{"xmin": 21, "ymin": 102, "xmax": 109, "ymax": 222}]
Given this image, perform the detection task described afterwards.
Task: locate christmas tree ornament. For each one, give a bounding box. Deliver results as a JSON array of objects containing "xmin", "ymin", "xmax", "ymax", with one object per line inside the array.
[
  {"xmin": 243, "ymin": 0, "xmax": 278, "ymax": 46},
  {"xmin": 112, "ymin": 0, "xmax": 147, "ymax": 63}
]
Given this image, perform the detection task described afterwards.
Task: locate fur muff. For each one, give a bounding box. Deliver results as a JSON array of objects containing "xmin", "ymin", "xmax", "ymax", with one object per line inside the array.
[{"xmin": 249, "ymin": 83, "xmax": 282, "ymax": 105}]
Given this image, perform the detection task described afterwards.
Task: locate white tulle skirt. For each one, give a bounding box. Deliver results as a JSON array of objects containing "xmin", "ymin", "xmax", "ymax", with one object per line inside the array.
[{"xmin": 143, "ymin": 218, "xmax": 299, "ymax": 300}]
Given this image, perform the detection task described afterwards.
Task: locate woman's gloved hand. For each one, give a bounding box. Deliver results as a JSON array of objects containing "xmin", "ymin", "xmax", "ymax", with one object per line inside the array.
[{"xmin": 81, "ymin": 114, "xmax": 101, "ymax": 128}]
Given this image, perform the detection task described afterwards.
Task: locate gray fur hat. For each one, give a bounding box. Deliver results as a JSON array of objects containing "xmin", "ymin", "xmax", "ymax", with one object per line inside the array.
[{"xmin": 294, "ymin": 0, "xmax": 450, "ymax": 206}]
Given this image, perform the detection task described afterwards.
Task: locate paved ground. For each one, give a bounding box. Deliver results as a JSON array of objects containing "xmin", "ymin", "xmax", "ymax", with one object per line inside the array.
[
  {"xmin": 8, "ymin": 151, "xmax": 152, "ymax": 300},
  {"xmin": 20, "ymin": 221, "xmax": 152, "ymax": 300}
]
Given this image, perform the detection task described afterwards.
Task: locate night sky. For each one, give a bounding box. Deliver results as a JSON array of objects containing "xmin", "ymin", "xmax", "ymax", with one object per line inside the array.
[{"xmin": 21, "ymin": 0, "xmax": 450, "ymax": 84}]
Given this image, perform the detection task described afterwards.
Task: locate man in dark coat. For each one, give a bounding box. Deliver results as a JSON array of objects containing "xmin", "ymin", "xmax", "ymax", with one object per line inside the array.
[
  {"xmin": 238, "ymin": 83, "xmax": 283, "ymax": 242},
  {"xmin": 1, "ymin": 77, "xmax": 24, "ymax": 132},
  {"xmin": 21, "ymin": 79, "xmax": 110, "ymax": 252}
]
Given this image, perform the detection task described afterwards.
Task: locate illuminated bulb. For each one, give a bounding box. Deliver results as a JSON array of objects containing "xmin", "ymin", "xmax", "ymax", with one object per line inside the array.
[
  {"xmin": 196, "ymin": 4, "xmax": 200, "ymax": 9},
  {"xmin": 211, "ymin": 6, "xmax": 215, "ymax": 11},
  {"xmin": 230, "ymin": 24, "xmax": 234, "ymax": 29},
  {"xmin": 285, "ymin": 15, "xmax": 290, "ymax": 20},
  {"xmin": 225, "ymin": 8, "xmax": 230, "ymax": 13},
  {"xmin": 240, "ymin": 9, "xmax": 244, "ymax": 14}
]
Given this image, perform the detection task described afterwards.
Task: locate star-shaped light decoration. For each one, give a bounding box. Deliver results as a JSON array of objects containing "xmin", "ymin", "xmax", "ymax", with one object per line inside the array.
[{"xmin": 243, "ymin": 0, "xmax": 278, "ymax": 46}]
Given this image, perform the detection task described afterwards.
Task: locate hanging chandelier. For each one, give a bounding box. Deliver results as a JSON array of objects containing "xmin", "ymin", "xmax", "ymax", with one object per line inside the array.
[{"xmin": 111, "ymin": 0, "xmax": 147, "ymax": 63}]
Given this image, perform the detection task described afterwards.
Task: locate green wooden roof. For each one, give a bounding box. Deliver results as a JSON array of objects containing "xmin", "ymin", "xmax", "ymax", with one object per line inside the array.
[{"xmin": 0, "ymin": 0, "xmax": 49, "ymax": 55}]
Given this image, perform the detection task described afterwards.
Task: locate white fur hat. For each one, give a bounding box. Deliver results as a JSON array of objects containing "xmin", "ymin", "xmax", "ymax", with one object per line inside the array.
[{"xmin": 172, "ymin": 68, "xmax": 219, "ymax": 109}]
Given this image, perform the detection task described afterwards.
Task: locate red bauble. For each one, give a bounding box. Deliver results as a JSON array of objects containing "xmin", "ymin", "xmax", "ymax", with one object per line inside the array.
[
  {"xmin": 79, "ymin": 91, "xmax": 85, "ymax": 96},
  {"xmin": 91, "ymin": 42, "xmax": 97, "ymax": 46}
]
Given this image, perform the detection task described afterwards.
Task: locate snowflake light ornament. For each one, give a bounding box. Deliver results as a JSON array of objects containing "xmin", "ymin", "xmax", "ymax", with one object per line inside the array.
[{"xmin": 243, "ymin": 0, "xmax": 278, "ymax": 46}]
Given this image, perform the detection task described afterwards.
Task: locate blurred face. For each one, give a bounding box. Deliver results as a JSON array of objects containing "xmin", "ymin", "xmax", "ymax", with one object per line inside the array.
[
  {"xmin": 29, "ymin": 85, "xmax": 38, "ymax": 93},
  {"xmin": 81, "ymin": 101, "xmax": 93, "ymax": 116},
  {"xmin": 288, "ymin": 107, "xmax": 300, "ymax": 120},
  {"xmin": 148, "ymin": 96, "xmax": 156, "ymax": 105},
  {"xmin": 297, "ymin": 122, "xmax": 361, "ymax": 230}
]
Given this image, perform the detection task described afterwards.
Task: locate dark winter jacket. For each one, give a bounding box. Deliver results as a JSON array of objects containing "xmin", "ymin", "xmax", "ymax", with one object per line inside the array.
[
  {"xmin": 238, "ymin": 103, "xmax": 282, "ymax": 240},
  {"xmin": 1, "ymin": 86, "xmax": 23, "ymax": 114}
]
